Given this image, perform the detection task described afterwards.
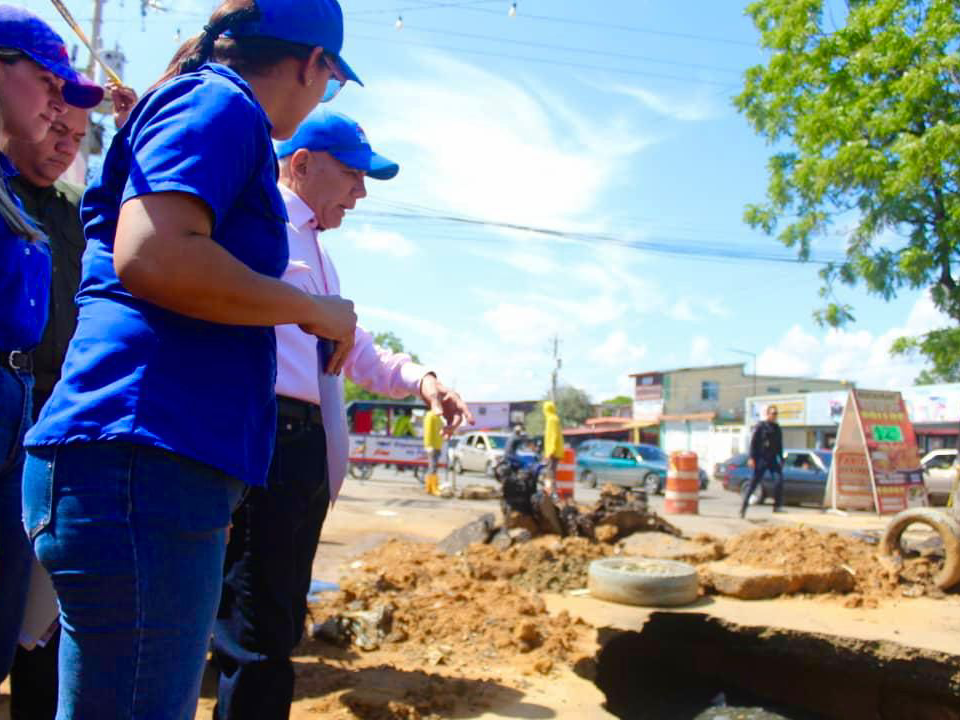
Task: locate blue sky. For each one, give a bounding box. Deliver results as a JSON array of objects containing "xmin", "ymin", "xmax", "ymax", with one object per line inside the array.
[{"xmin": 21, "ymin": 0, "xmax": 950, "ymax": 402}]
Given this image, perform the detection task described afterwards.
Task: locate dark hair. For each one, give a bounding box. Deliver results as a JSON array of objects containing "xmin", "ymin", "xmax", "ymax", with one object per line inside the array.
[{"xmin": 153, "ymin": 0, "xmax": 317, "ymax": 89}]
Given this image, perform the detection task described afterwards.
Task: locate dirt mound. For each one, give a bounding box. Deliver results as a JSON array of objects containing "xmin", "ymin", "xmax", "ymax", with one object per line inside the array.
[
  {"xmin": 311, "ymin": 538, "xmax": 597, "ymax": 678},
  {"xmin": 720, "ymin": 525, "xmax": 948, "ymax": 601}
]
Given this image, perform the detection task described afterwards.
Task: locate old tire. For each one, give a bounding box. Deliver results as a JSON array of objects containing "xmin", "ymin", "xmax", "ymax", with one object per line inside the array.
[
  {"xmin": 588, "ymin": 558, "xmax": 699, "ymax": 607},
  {"xmin": 879, "ymin": 508, "xmax": 960, "ymax": 591},
  {"xmin": 581, "ymin": 470, "xmax": 597, "ymax": 488},
  {"xmin": 642, "ymin": 472, "xmax": 660, "ymax": 496}
]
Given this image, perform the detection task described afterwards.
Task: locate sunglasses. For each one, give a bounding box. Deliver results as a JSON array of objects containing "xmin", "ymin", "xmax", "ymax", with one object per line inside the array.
[{"xmin": 321, "ymin": 53, "xmax": 347, "ymax": 103}]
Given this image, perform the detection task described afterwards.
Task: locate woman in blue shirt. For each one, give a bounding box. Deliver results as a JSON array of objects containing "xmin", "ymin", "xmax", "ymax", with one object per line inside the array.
[
  {"xmin": 0, "ymin": 5, "xmax": 104, "ymax": 689},
  {"xmin": 22, "ymin": 1, "xmax": 360, "ymax": 717}
]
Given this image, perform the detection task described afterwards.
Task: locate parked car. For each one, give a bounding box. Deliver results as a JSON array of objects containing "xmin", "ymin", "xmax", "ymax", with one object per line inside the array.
[
  {"xmin": 451, "ymin": 431, "xmax": 510, "ymax": 476},
  {"xmin": 920, "ymin": 448, "xmax": 957, "ymax": 505},
  {"xmin": 721, "ymin": 449, "xmax": 832, "ymax": 507},
  {"xmin": 576, "ymin": 442, "xmax": 669, "ymax": 495}
]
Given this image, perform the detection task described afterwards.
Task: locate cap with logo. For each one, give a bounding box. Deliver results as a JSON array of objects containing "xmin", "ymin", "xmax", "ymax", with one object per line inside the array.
[
  {"xmin": 229, "ymin": 0, "xmax": 361, "ymax": 88},
  {"xmin": 0, "ymin": 5, "xmax": 104, "ymax": 109},
  {"xmin": 276, "ymin": 110, "xmax": 398, "ymax": 180}
]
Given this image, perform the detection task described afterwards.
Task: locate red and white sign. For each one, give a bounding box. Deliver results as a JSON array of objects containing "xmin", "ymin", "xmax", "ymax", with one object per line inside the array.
[{"xmin": 825, "ymin": 389, "xmax": 927, "ymax": 514}]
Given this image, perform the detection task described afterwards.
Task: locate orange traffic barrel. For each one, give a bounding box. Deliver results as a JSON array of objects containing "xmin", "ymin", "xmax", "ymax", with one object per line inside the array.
[
  {"xmin": 555, "ymin": 447, "xmax": 575, "ymax": 500},
  {"xmin": 665, "ymin": 451, "xmax": 699, "ymax": 514}
]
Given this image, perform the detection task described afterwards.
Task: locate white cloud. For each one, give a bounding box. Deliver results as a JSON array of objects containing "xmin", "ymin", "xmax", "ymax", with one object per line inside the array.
[
  {"xmin": 690, "ymin": 336, "xmax": 713, "ymax": 364},
  {"xmin": 352, "ymin": 51, "xmax": 652, "ymax": 229},
  {"xmin": 669, "ymin": 299, "xmax": 696, "ymax": 322},
  {"xmin": 589, "ymin": 330, "xmax": 648, "ymax": 368},
  {"xmin": 755, "ymin": 294, "xmax": 953, "ymax": 389},
  {"xmin": 607, "ymin": 84, "xmax": 719, "ymax": 122},
  {"xmin": 482, "ymin": 302, "xmax": 559, "ymax": 346},
  {"xmin": 356, "ymin": 305, "xmax": 448, "ymax": 339},
  {"xmin": 343, "ymin": 224, "xmax": 417, "ymax": 258}
]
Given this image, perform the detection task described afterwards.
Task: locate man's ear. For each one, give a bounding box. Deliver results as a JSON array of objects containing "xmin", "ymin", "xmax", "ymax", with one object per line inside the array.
[{"xmin": 291, "ymin": 148, "xmax": 312, "ymax": 178}]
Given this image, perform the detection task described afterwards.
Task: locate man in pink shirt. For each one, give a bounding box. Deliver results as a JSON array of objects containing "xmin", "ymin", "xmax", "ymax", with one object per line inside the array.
[{"xmin": 211, "ymin": 110, "xmax": 472, "ymax": 720}]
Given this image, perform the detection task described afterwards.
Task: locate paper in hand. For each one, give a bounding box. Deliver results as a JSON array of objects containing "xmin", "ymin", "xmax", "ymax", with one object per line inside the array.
[{"xmin": 317, "ymin": 339, "xmax": 349, "ymax": 503}]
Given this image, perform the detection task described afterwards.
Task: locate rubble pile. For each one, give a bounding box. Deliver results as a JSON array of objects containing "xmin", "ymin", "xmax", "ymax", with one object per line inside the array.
[
  {"xmin": 704, "ymin": 525, "xmax": 952, "ymax": 602},
  {"xmin": 310, "ymin": 538, "xmax": 595, "ymax": 677}
]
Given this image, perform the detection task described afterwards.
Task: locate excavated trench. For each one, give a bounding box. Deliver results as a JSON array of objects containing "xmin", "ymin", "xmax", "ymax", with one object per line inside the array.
[{"xmin": 592, "ymin": 613, "xmax": 960, "ymax": 720}]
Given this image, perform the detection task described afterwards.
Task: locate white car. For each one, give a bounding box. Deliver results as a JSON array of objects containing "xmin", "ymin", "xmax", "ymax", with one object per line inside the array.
[
  {"xmin": 920, "ymin": 449, "xmax": 957, "ymax": 505},
  {"xmin": 451, "ymin": 432, "xmax": 510, "ymax": 476}
]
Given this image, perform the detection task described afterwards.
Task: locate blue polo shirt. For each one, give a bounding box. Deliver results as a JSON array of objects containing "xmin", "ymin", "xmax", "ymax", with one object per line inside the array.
[
  {"xmin": 0, "ymin": 153, "xmax": 51, "ymax": 351},
  {"xmin": 26, "ymin": 64, "xmax": 288, "ymax": 486}
]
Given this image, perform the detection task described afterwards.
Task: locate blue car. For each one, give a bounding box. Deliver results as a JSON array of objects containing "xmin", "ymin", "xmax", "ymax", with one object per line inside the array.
[
  {"xmin": 576, "ymin": 442, "xmax": 669, "ymax": 495},
  {"xmin": 720, "ymin": 449, "xmax": 832, "ymax": 507}
]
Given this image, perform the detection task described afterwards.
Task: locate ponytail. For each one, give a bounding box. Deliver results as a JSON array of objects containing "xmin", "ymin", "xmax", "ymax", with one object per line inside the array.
[
  {"xmin": 152, "ymin": 1, "xmax": 261, "ymax": 89},
  {"xmin": 152, "ymin": 0, "xmax": 316, "ymax": 91}
]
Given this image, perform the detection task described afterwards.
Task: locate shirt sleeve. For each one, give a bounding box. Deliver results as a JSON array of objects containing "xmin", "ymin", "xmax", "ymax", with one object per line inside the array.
[
  {"xmin": 343, "ymin": 324, "xmax": 429, "ymax": 399},
  {"xmin": 122, "ymin": 77, "xmax": 263, "ymax": 232}
]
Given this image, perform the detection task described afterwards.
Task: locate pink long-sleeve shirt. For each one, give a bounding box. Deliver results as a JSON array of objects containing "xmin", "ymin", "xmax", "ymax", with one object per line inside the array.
[{"xmin": 274, "ymin": 183, "xmax": 428, "ymax": 407}]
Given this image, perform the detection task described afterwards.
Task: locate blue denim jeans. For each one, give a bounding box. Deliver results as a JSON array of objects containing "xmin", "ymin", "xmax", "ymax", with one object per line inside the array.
[
  {"xmin": 0, "ymin": 367, "xmax": 33, "ymax": 683},
  {"xmin": 22, "ymin": 442, "xmax": 244, "ymax": 720}
]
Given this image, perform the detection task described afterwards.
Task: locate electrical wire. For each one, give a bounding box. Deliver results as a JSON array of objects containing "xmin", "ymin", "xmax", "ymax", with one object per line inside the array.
[
  {"xmin": 350, "ymin": 18, "xmax": 746, "ymax": 75},
  {"xmin": 350, "ymin": 32, "xmax": 740, "ymax": 88}
]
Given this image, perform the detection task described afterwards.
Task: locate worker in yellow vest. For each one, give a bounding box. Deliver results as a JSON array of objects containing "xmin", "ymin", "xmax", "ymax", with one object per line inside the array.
[
  {"xmin": 542, "ymin": 400, "xmax": 564, "ymax": 494},
  {"xmin": 423, "ymin": 409, "xmax": 444, "ymax": 496}
]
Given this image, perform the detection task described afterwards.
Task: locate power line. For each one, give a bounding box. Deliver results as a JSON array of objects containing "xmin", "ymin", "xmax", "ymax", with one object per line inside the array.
[
  {"xmin": 456, "ymin": 6, "xmax": 759, "ymax": 49},
  {"xmin": 350, "ymin": 32, "xmax": 739, "ymax": 88},
  {"xmin": 347, "ymin": 0, "xmax": 502, "ymax": 17},
  {"xmin": 351, "ymin": 18, "xmax": 744, "ymax": 75},
  {"xmin": 349, "ymin": 204, "xmax": 848, "ymax": 266}
]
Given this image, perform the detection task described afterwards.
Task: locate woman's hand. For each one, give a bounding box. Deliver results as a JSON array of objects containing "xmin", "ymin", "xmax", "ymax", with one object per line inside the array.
[
  {"xmin": 419, "ymin": 374, "xmax": 474, "ymax": 436},
  {"xmin": 107, "ymin": 83, "xmax": 138, "ymax": 129},
  {"xmin": 299, "ymin": 295, "xmax": 357, "ymax": 375}
]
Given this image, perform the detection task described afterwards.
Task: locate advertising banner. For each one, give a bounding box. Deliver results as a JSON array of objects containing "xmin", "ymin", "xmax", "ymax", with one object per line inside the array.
[
  {"xmin": 746, "ymin": 396, "xmax": 806, "ymax": 427},
  {"xmin": 826, "ymin": 389, "xmax": 926, "ymax": 514},
  {"xmin": 348, "ymin": 435, "xmax": 447, "ymax": 467}
]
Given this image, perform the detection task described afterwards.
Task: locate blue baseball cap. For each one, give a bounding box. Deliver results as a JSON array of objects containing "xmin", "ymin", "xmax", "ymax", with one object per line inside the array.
[
  {"xmin": 276, "ymin": 110, "xmax": 399, "ymax": 180},
  {"xmin": 230, "ymin": 0, "xmax": 361, "ymax": 88},
  {"xmin": 0, "ymin": 5, "xmax": 104, "ymax": 109}
]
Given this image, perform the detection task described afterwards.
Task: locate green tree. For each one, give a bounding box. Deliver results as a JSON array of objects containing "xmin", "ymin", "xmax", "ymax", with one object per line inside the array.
[
  {"xmin": 343, "ymin": 331, "xmax": 421, "ymax": 404},
  {"xmin": 737, "ymin": 0, "xmax": 960, "ymax": 374},
  {"xmin": 524, "ymin": 385, "xmax": 594, "ymax": 435}
]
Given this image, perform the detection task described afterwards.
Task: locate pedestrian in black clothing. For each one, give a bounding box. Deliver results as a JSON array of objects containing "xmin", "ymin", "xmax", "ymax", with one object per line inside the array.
[{"xmin": 741, "ymin": 405, "xmax": 785, "ymax": 517}]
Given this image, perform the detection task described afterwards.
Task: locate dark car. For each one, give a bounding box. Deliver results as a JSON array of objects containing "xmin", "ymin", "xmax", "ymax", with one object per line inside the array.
[{"xmin": 721, "ymin": 449, "xmax": 832, "ymax": 507}]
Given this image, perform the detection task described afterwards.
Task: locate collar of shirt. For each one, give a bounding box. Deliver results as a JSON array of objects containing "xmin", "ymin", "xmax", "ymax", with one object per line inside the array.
[{"xmin": 278, "ymin": 183, "xmax": 318, "ymax": 232}]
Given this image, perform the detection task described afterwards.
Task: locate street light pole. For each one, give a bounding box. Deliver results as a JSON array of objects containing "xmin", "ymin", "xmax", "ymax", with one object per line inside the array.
[{"xmin": 728, "ymin": 348, "xmax": 757, "ymax": 397}]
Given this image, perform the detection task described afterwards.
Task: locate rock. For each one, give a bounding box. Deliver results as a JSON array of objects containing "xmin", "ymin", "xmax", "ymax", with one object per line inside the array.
[
  {"xmin": 513, "ymin": 621, "xmax": 543, "ymax": 652},
  {"xmin": 702, "ymin": 560, "xmax": 855, "ymax": 600},
  {"xmin": 595, "ymin": 524, "xmax": 620, "ymax": 544},
  {"xmin": 437, "ymin": 513, "xmax": 497, "ymax": 555},
  {"xmin": 504, "ymin": 510, "xmax": 540, "ymax": 536},
  {"xmin": 490, "ymin": 529, "xmax": 513, "ymax": 551},
  {"xmin": 507, "ymin": 527, "xmax": 533, "ymax": 544},
  {"xmin": 439, "ymin": 486, "xmax": 455, "ymax": 499},
  {"xmin": 313, "ymin": 604, "xmax": 395, "ymax": 651},
  {"xmin": 459, "ymin": 484, "xmax": 500, "ymax": 500},
  {"xmin": 621, "ymin": 532, "xmax": 724, "ymax": 564}
]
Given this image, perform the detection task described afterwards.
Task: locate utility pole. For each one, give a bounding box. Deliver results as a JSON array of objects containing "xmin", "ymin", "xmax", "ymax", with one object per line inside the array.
[
  {"xmin": 550, "ymin": 334, "xmax": 561, "ymax": 403},
  {"xmin": 86, "ymin": 0, "xmax": 105, "ymax": 79}
]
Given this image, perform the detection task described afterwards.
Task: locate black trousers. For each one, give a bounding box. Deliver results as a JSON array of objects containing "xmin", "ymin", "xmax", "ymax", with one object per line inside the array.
[
  {"xmin": 212, "ymin": 409, "xmax": 329, "ymax": 720},
  {"xmin": 741, "ymin": 457, "xmax": 784, "ymax": 514}
]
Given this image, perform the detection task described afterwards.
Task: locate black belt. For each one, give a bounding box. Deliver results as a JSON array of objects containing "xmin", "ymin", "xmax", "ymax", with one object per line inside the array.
[
  {"xmin": 2, "ymin": 350, "xmax": 32, "ymax": 374},
  {"xmin": 277, "ymin": 395, "xmax": 322, "ymax": 426}
]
